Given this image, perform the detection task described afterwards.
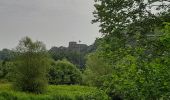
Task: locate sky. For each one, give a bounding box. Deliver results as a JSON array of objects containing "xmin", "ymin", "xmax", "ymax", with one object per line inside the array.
[{"xmin": 0, "ymin": 0, "xmax": 100, "ymax": 50}]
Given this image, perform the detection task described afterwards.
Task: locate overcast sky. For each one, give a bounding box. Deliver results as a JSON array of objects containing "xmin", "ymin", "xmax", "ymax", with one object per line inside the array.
[{"xmin": 0, "ymin": 0, "xmax": 100, "ymax": 50}]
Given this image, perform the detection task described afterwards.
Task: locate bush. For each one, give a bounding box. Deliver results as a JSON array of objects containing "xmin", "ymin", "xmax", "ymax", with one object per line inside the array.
[
  {"xmin": 49, "ymin": 59, "xmax": 82, "ymax": 85},
  {"xmin": 0, "ymin": 92, "xmax": 17, "ymax": 100}
]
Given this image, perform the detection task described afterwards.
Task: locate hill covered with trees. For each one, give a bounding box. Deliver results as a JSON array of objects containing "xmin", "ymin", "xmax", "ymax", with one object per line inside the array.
[{"xmin": 49, "ymin": 40, "xmax": 98, "ymax": 69}]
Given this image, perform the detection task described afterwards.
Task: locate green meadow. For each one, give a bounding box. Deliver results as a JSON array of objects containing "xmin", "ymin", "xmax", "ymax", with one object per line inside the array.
[{"xmin": 0, "ymin": 83, "xmax": 109, "ymax": 100}]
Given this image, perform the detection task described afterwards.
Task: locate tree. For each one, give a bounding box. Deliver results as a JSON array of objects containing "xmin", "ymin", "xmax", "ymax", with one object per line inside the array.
[
  {"xmin": 92, "ymin": 0, "xmax": 170, "ymax": 99},
  {"xmin": 49, "ymin": 59, "xmax": 82, "ymax": 85},
  {"xmin": 93, "ymin": 0, "xmax": 170, "ymax": 60},
  {"xmin": 106, "ymin": 25, "xmax": 170, "ymax": 99},
  {"xmin": 14, "ymin": 37, "xmax": 49, "ymax": 94},
  {"xmin": 93, "ymin": 0, "xmax": 170, "ymax": 34}
]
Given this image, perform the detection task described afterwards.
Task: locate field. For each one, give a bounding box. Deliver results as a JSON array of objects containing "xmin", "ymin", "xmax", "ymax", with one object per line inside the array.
[{"xmin": 0, "ymin": 83, "xmax": 109, "ymax": 100}]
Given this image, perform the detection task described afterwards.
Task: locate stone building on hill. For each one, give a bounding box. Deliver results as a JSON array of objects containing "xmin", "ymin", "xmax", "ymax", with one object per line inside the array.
[{"xmin": 68, "ymin": 41, "xmax": 88, "ymax": 52}]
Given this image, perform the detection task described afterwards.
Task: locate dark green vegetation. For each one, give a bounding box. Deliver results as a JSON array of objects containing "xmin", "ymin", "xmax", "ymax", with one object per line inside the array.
[
  {"xmin": 49, "ymin": 40, "xmax": 97, "ymax": 69},
  {"xmin": 0, "ymin": 0, "xmax": 170, "ymax": 100}
]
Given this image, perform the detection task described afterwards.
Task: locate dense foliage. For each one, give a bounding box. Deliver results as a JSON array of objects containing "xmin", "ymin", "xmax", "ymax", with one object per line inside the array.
[
  {"xmin": 0, "ymin": 61, "xmax": 15, "ymax": 82},
  {"xmin": 14, "ymin": 37, "xmax": 50, "ymax": 94},
  {"xmin": 83, "ymin": 52, "xmax": 113, "ymax": 87},
  {"xmin": 49, "ymin": 59, "xmax": 82, "ymax": 85},
  {"xmin": 92, "ymin": 0, "xmax": 170, "ymax": 99}
]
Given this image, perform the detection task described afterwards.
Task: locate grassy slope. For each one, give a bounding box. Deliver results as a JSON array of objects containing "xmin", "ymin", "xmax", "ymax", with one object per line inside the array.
[{"xmin": 0, "ymin": 83, "xmax": 109, "ymax": 100}]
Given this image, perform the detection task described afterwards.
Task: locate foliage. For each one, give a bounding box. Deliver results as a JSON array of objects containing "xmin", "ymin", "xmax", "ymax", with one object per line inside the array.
[
  {"xmin": 92, "ymin": 0, "xmax": 170, "ymax": 63},
  {"xmin": 105, "ymin": 53, "xmax": 170, "ymax": 99},
  {"xmin": 94, "ymin": 23, "xmax": 170, "ymax": 99},
  {"xmin": 93, "ymin": 0, "xmax": 170, "ymax": 34},
  {"xmin": 0, "ymin": 61, "xmax": 16, "ymax": 82},
  {"xmin": 49, "ymin": 59, "xmax": 82, "ymax": 85},
  {"xmin": 83, "ymin": 52, "xmax": 113, "ymax": 87},
  {"xmin": 0, "ymin": 49, "xmax": 14, "ymax": 61},
  {"xmin": 14, "ymin": 37, "xmax": 50, "ymax": 94},
  {"xmin": 0, "ymin": 83, "xmax": 109, "ymax": 100},
  {"xmin": 93, "ymin": 0, "xmax": 170, "ymax": 99}
]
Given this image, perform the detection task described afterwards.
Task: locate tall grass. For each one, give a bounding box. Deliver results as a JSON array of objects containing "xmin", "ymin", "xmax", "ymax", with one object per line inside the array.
[{"xmin": 0, "ymin": 83, "xmax": 109, "ymax": 100}]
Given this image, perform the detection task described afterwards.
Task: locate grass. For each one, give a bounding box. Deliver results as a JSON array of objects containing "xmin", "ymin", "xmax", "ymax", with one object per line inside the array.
[{"xmin": 0, "ymin": 83, "xmax": 109, "ymax": 100}]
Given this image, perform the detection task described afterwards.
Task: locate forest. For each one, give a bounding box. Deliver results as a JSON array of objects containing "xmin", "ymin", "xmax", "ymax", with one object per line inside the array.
[{"xmin": 0, "ymin": 0, "xmax": 170, "ymax": 100}]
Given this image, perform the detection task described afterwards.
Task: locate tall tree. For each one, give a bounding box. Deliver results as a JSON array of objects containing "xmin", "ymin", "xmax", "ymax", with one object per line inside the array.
[
  {"xmin": 93, "ymin": 0, "xmax": 170, "ymax": 34},
  {"xmin": 92, "ymin": 0, "xmax": 170, "ymax": 99},
  {"xmin": 93, "ymin": 0, "xmax": 170, "ymax": 55},
  {"xmin": 14, "ymin": 37, "xmax": 49, "ymax": 93}
]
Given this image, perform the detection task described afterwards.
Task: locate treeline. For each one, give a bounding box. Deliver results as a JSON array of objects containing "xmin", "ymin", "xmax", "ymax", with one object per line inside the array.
[
  {"xmin": 0, "ymin": 38, "xmax": 100, "ymax": 90},
  {"xmin": 0, "ymin": 40, "xmax": 98, "ymax": 69}
]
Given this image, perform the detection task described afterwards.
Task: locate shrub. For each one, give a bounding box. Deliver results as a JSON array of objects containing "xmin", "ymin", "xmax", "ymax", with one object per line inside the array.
[{"xmin": 49, "ymin": 59, "xmax": 82, "ymax": 85}]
